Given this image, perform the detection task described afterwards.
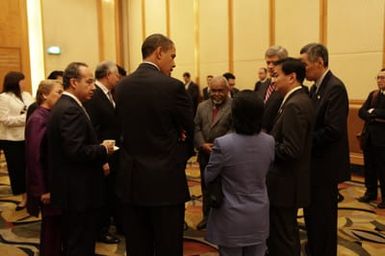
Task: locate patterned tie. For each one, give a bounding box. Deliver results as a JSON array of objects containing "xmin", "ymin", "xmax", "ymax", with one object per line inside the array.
[
  {"xmin": 264, "ymin": 83, "xmax": 276, "ymax": 103},
  {"xmin": 107, "ymin": 91, "xmax": 115, "ymax": 108}
]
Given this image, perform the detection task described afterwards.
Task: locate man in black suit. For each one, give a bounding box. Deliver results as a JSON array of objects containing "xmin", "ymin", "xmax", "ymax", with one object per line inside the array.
[
  {"xmin": 47, "ymin": 62, "xmax": 114, "ymax": 256},
  {"xmin": 223, "ymin": 72, "xmax": 239, "ymax": 98},
  {"xmin": 115, "ymin": 33, "xmax": 194, "ymax": 256},
  {"xmin": 259, "ymin": 46, "xmax": 288, "ymax": 133},
  {"xmin": 202, "ymin": 75, "xmax": 213, "ymax": 100},
  {"xmin": 358, "ymin": 68, "xmax": 385, "ymax": 208},
  {"xmin": 267, "ymin": 58, "xmax": 314, "ymax": 255},
  {"xmin": 254, "ymin": 67, "xmax": 270, "ymax": 92},
  {"xmin": 183, "ymin": 71, "xmax": 200, "ymax": 115},
  {"xmin": 83, "ymin": 61, "xmax": 121, "ymax": 244},
  {"xmin": 300, "ymin": 43, "xmax": 350, "ymax": 256}
]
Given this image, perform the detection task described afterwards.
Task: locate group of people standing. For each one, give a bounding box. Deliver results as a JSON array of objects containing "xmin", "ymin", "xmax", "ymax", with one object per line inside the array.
[
  {"xmin": 194, "ymin": 43, "xmax": 350, "ymax": 256},
  {"xmin": 0, "ymin": 31, "xmax": 380, "ymax": 256}
]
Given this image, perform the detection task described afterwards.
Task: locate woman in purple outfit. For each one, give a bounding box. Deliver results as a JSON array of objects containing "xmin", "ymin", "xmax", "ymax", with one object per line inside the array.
[
  {"xmin": 205, "ymin": 90, "xmax": 275, "ymax": 256},
  {"xmin": 25, "ymin": 79, "xmax": 63, "ymax": 256}
]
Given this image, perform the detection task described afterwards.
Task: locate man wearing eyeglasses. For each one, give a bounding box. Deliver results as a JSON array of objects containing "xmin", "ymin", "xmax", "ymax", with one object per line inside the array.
[{"xmin": 358, "ymin": 68, "xmax": 385, "ymax": 209}]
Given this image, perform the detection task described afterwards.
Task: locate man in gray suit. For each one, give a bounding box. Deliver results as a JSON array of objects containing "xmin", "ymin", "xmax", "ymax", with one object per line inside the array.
[
  {"xmin": 267, "ymin": 58, "xmax": 314, "ymax": 255},
  {"xmin": 194, "ymin": 76, "xmax": 232, "ymax": 230}
]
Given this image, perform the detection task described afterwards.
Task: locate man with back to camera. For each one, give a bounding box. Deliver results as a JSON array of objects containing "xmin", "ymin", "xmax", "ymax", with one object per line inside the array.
[
  {"xmin": 267, "ymin": 58, "xmax": 314, "ymax": 255},
  {"xmin": 114, "ymin": 33, "xmax": 194, "ymax": 256},
  {"xmin": 194, "ymin": 76, "xmax": 232, "ymax": 230},
  {"xmin": 47, "ymin": 62, "xmax": 114, "ymax": 256},
  {"xmin": 223, "ymin": 72, "xmax": 239, "ymax": 98},
  {"xmin": 300, "ymin": 43, "xmax": 350, "ymax": 256},
  {"xmin": 183, "ymin": 71, "xmax": 200, "ymax": 115}
]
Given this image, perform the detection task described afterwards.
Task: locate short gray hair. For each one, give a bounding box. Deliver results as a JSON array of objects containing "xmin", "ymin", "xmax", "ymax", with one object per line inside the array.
[
  {"xmin": 95, "ymin": 61, "xmax": 118, "ymax": 80},
  {"xmin": 210, "ymin": 75, "xmax": 229, "ymax": 89},
  {"xmin": 300, "ymin": 43, "xmax": 329, "ymax": 67},
  {"xmin": 265, "ymin": 45, "xmax": 288, "ymax": 60}
]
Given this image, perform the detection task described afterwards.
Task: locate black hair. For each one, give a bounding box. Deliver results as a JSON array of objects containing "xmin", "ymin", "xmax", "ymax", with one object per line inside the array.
[
  {"xmin": 274, "ymin": 57, "xmax": 306, "ymax": 84},
  {"xmin": 2, "ymin": 71, "xmax": 25, "ymax": 101}
]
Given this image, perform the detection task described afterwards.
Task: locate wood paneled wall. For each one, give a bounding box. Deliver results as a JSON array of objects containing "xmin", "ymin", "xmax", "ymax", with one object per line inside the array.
[
  {"xmin": 0, "ymin": 0, "xmax": 31, "ymax": 92},
  {"xmin": 348, "ymin": 100, "xmax": 365, "ymax": 165}
]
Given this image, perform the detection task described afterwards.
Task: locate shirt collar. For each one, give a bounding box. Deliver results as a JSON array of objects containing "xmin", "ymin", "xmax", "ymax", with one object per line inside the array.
[
  {"xmin": 95, "ymin": 80, "xmax": 110, "ymax": 95},
  {"xmin": 279, "ymin": 86, "xmax": 302, "ymax": 109},
  {"xmin": 315, "ymin": 68, "xmax": 329, "ymax": 88},
  {"xmin": 142, "ymin": 61, "xmax": 160, "ymax": 71},
  {"xmin": 63, "ymin": 91, "xmax": 83, "ymax": 107}
]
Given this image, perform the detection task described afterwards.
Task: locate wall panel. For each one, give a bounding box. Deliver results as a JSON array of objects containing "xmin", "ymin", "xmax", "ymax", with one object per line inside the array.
[
  {"xmin": 127, "ymin": 0, "xmax": 144, "ymax": 72},
  {"xmin": 198, "ymin": 0, "xmax": 228, "ymax": 80},
  {"xmin": 328, "ymin": 0, "xmax": 384, "ymax": 99},
  {"xmin": 145, "ymin": 0, "xmax": 167, "ymax": 36}
]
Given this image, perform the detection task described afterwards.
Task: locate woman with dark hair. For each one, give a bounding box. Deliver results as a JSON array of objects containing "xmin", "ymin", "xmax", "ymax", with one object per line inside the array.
[
  {"xmin": 205, "ymin": 90, "xmax": 275, "ymax": 256},
  {"xmin": 0, "ymin": 71, "xmax": 34, "ymax": 209},
  {"xmin": 25, "ymin": 79, "xmax": 63, "ymax": 256}
]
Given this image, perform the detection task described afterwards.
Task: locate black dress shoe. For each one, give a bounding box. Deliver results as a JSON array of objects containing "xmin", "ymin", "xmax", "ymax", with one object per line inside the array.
[
  {"xmin": 196, "ymin": 219, "xmax": 207, "ymax": 230},
  {"xmin": 15, "ymin": 205, "xmax": 26, "ymax": 211},
  {"xmin": 358, "ymin": 194, "xmax": 377, "ymax": 203},
  {"xmin": 377, "ymin": 201, "xmax": 385, "ymax": 209},
  {"xmin": 97, "ymin": 232, "xmax": 120, "ymax": 244}
]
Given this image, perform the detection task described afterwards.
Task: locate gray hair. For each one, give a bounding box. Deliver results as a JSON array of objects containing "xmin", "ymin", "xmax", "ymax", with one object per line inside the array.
[
  {"xmin": 300, "ymin": 43, "xmax": 329, "ymax": 67},
  {"xmin": 95, "ymin": 61, "xmax": 118, "ymax": 80},
  {"xmin": 265, "ymin": 45, "xmax": 288, "ymax": 60},
  {"xmin": 210, "ymin": 75, "xmax": 229, "ymax": 89}
]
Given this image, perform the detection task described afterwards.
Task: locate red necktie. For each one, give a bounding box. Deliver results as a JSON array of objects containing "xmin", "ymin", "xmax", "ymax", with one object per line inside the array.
[{"xmin": 264, "ymin": 83, "xmax": 275, "ymax": 103}]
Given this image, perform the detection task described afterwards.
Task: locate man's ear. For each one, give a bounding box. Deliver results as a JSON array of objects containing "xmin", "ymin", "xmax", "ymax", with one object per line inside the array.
[
  {"xmin": 69, "ymin": 78, "xmax": 77, "ymax": 89},
  {"xmin": 154, "ymin": 46, "xmax": 163, "ymax": 60}
]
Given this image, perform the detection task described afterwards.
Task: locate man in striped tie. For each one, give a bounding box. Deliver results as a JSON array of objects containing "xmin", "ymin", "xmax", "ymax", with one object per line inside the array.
[{"xmin": 258, "ymin": 46, "xmax": 288, "ymax": 133}]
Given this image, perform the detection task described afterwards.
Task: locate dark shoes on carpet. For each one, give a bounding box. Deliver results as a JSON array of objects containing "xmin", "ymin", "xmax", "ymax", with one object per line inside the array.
[
  {"xmin": 196, "ymin": 218, "xmax": 207, "ymax": 230},
  {"xmin": 377, "ymin": 201, "xmax": 385, "ymax": 209},
  {"xmin": 358, "ymin": 194, "xmax": 377, "ymax": 203},
  {"xmin": 97, "ymin": 232, "xmax": 120, "ymax": 244}
]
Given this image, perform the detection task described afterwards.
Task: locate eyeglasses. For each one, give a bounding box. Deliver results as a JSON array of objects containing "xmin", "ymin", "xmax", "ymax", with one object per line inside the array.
[{"xmin": 376, "ymin": 76, "xmax": 385, "ymax": 80}]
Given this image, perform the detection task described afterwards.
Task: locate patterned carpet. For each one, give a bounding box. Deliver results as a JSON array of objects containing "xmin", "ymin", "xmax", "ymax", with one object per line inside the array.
[{"xmin": 0, "ymin": 155, "xmax": 385, "ymax": 255}]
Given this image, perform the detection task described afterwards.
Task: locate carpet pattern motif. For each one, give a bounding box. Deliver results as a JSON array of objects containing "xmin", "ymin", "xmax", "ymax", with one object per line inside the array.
[{"xmin": 0, "ymin": 156, "xmax": 384, "ymax": 255}]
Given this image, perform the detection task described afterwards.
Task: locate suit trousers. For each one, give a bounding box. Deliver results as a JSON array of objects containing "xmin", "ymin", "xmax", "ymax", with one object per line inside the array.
[
  {"xmin": 219, "ymin": 243, "xmax": 266, "ymax": 256},
  {"xmin": 304, "ymin": 185, "xmax": 338, "ymax": 256},
  {"xmin": 61, "ymin": 209, "xmax": 98, "ymax": 256},
  {"xmin": 0, "ymin": 140, "xmax": 26, "ymax": 195},
  {"xmin": 198, "ymin": 150, "xmax": 210, "ymax": 218},
  {"xmin": 40, "ymin": 211, "xmax": 62, "ymax": 256},
  {"xmin": 268, "ymin": 206, "xmax": 300, "ymax": 256},
  {"xmin": 363, "ymin": 145, "xmax": 385, "ymax": 199},
  {"xmin": 122, "ymin": 203, "xmax": 185, "ymax": 256}
]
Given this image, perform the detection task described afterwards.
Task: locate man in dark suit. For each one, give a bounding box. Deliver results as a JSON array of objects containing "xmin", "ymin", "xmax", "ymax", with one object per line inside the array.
[
  {"xmin": 358, "ymin": 68, "xmax": 385, "ymax": 208},
  {"xmin": 194, "ymin": 76, "xmax": 232, "ymax": 230},
  {"xmin": 300, "ymin": 43, "xmax": 350, "ymax": 256},
  {"xmin": 254, "ymin": 67, "xmax": 270, "ymax": 92},
  {"xmin": 183, "ymin": 71, "xmax": 200, "ymax": 115},
  {"xmin": 260, "ymin": 46, "xmax": 288, "ymax": 133},
  {"xmin": 83, "ymin": 61, "xmax": 121, "ymax": 244},
  {"xmin": 114, "ymin": 33, "xmax": 194, "ymax": 256},
  {"xmin": 223, "ymin": 72, "xmax": 239, "ymax": 98},
  {"xmin": 202, "ymin": 75, "xmax": 213, "ymax": 100},
  {"xmin": 47, "ymin": 62, "xmax": 114, "ymax": 256},
  {"xmin": 267, "ymin": 58, "xmax": 314, "ymax": 255}
]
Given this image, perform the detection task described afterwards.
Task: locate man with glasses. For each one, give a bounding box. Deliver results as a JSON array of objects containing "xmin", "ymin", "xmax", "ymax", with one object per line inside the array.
[{"xmin": 358, "ymin": 68, "xmax": 385, "ymax": 208}]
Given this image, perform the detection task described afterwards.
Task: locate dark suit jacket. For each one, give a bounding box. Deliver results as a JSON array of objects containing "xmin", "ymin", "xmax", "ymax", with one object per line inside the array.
[
  {"xmin": 268, "ymin": 89, "xmax": 314, "ymax": 208},
  {"xmin": 47, "ymin": 94, "xmax": 107, "ymax": 211},
  {"xmin": 114, "ymin": 63, "xmax": 194, "ymax": 206},
  {"xmin": 310, "ymin": 71, "xmax": 350, "ymax": 185},
  {"xmin": 254, "ymin": 78, "xmax": 271, "ymax": 97},
  {"xmin": 263, "ymin": 89, "xmax": 284, "ymax": 134},
  {"xmin": 359, "ymin": 90, "xmax": 385, "ymax": 147},
  {"xmin": 186, "ymin": 82, "xmax": 200, "ymax": 115},
  {"xmin": 202, "ymin": 87, "xmax": 209, "ymax": 100}
]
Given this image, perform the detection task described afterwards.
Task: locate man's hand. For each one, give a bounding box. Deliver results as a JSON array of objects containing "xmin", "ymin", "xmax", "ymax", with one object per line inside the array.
[
  {"xmin": 102, "ymin": 163, "xmax": 110, "ymax": 176},
  {"xmin": 41, "ymin": 193, "xmax": 50, "ymax": 205},
  {"xmin": 101, "ymin": 141, "xmax": 114, "ymax": 155},
  {"xmin": 201, "ymin": 143, "xmax": 214, "ymax": 154}
]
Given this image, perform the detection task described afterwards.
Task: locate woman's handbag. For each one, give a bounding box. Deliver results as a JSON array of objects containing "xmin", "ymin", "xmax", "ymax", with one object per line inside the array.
[{"xmin": 207, "ymin": 177, "xmax": 223, "ymax": 209}]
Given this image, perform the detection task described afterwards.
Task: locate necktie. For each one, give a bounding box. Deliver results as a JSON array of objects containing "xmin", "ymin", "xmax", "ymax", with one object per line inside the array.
[
  {"xmin": 264, "ymin": 83, "xmax": 275, "ymax": 103},
  {"xmin": 107, "ymin": 91, "xmax": 115, "ymax": 108}
]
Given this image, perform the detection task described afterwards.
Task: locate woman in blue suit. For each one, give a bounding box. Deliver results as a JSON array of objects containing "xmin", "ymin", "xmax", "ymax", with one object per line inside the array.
[{"xmin": 205, "ymin": 90, "xmax": 275, "ymax": 256}]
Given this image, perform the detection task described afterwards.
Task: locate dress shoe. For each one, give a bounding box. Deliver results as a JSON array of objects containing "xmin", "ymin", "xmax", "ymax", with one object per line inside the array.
[
  {"xmin": 358, "ymin": 194, "xmax": 377, "ymax": 203},
  {"xmin": 196, "ymin": 219, "xmax": 207, "ymax": 230},
  {"xmin": 15, "ymin": 205, "xmax": 26, "ymax": 211},
  {"xmin": 97, "ymin": 232, "xmax": 120, "ymax": 244},
  {"xmin": 337, "ymin": 192, "xmax": 344, "ymax": 203},
  {"xmin": 377, "ymin": 201, "xmax": 385, "ymax": 209}
]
